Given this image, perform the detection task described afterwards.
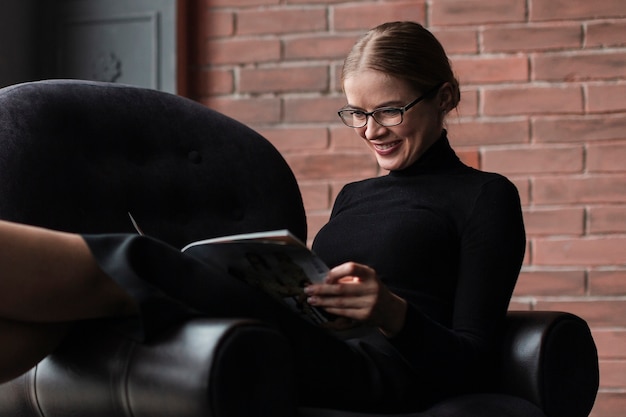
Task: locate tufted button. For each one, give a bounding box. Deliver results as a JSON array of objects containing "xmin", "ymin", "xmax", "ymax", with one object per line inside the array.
[{"xmin": 188, "ymin": 150, "xmax": 202, "ymax": 164}]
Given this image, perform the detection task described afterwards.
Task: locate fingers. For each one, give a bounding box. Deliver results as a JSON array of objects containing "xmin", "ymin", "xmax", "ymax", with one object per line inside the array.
[
  {"xmin": 305, "ymin": 262, "xmax": 379, "ymax": 321},
  {"xmin": 304, "ymin": 261, "xmax": 408, "ymax": 335},
  {"xmin": 325, "ymin": 262, "xmax": 374, "ymax": 284},
  {"xmin": 305, "ymin": 284, "xmax": 371, "ymax": 308}
]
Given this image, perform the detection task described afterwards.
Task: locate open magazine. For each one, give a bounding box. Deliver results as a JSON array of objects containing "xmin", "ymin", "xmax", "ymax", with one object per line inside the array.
[
  {"xmin": 128, "ymin": 213, "xmax": 330, "ymax": 325},
  {"xmin": 181, "ymin": 230, "xmax": 330, "ymax": 324}
]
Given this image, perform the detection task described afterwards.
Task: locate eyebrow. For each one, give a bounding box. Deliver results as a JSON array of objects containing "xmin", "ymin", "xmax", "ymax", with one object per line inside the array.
[{"xmin": 341, "ymin": 100, "xmax": 405, "ymax": 111}]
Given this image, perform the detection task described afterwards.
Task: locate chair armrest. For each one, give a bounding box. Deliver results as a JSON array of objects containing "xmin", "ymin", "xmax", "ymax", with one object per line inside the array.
[
  {"xmin": 498, "ymin": 311, "xmax": 599, "ymax": 417},
  {"xmin": 0, "ymin": 318, "xmax": 297, "ymax": 417}
]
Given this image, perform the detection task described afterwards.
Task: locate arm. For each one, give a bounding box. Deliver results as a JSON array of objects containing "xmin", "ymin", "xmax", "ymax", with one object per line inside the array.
[{"xmin": 390, "ymin": 177, "xmax": 526, "ymax": 393}]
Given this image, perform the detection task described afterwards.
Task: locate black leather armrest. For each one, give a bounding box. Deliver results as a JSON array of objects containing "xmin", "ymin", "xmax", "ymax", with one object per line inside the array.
[
  {"xmin": 498, "ymin": 311, "xmax": 599, "ymax": 417},
  {"xmin": 0, "ymin": 318, "xmax": 297, "ymax": 417}
]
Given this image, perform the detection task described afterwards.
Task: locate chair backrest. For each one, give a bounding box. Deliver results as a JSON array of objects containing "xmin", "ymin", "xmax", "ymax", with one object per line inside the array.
[
  {"xmin": 0, "ymin": 79, "xmax": 307, "ymax": 247},
  {"xmin": 0, "ymin": 79, "xmax": 305, "ymax": 417}
]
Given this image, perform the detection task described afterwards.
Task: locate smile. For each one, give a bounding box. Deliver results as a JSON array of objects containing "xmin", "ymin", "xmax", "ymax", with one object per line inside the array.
[{"xmin": 373, "ymin": 140, "xmax": 402, "ymax": 153}]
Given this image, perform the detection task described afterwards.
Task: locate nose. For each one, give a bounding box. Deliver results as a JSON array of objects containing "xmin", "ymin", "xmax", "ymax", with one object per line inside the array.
[{"xmin": 363, "ymin": 115, "xmax": 387, "ymax": 140}]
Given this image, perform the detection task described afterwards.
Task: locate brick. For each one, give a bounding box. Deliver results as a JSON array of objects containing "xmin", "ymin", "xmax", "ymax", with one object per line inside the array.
[
  {"xmin": 533, "ymin": 115, "xmax": 626, "ymax": 143},
  {"xmin": 299, "ymin": 182, "xmax": 330, "ymax": 211},
  {"xmin": 193, "ymin": 68, "xmax": 234, "ymax": 96},
  {"xmin": 239, "ymin": 66, "xmax": 329, "ymax": 94},
  {"xmin": 237, "ymin": 8, "xmax": 327, "ymax": 36},
  {"xmin": 482, "ymin": 145, "xmax": 583, "ymax": 175},
  {"xmin": 288, "ymin": 0, "xmax": 348, "ymax": 4},
  {"xmin": 431, "ymin": 0, "xmax": 526, "ymax": 26},
  {"xmin": 531, "ymin": 0, "xmax": 626, "ymax": 21},
  {"xmin": 589, "ymin": 270, "xmax": 626, "ymax": 296},
  {"xmin": 203, "ymin": 38, "xmax": 280, "ymax": 65},
  {"xmin": 256, "ymin": 127, "xmax": 329, "ymax": 153},
  {"xmin": 329, "ymin": 63, "xmax": 343, "ymax": 94},
  {"xmin": 333, "ymin": 1, "xmax": 425, "ymax": 31},
  {"xmin": 199, "ymin": 97, "xmax": 281, "ymax": 124},
  {"xmin": 452, "ymin": 56, "xmax": 529, "ymax": 84},
  {"xmin": 533, "ymin": 51, "xmax": 626, "ymax": 81},
  {"xmin": 284, "ymin": 96, "xmax": 349, "ymax": 123},
  {"xmin": 533, "ymin": 175, "xmax": 626, "ymax": 204},
  {"xmin": 285, "ymin": 152, "xmax": 378, "ymax": 181},
  {"xmin": 432, "ymin": 29, "xmax": 479, "ymax": 54},
  {"xmin": 522, "ymin": 206, "xmax": 585, "ymax": 235},
  {"xmin": 534, "ymin": 300, "xmax": 626, "ymax": 328},
  {"xmin": 456, "ymin": 89, "xmax": 478, "ymax": 118},
  {"xmin": 510, "ymin": 178, "xmax": 530, "ymax": 205},
  {"xmin": 207, "ymin": 0, "xmax": 279, "ymax": 6},
  {"xmin": 522, "ymin": 241, "xmax": 531, "ymax": 266},
  {"xmin": 589, "ymin": 205, "xmax": 626, "ymax": 234},
  {"xmin": 446, "ymin": 120, "xmax": 530, "ymax": 147},
  {"xmin": 483, "ymin": 86, "xmax": 583, "ymax": 116},
  {"xmin": 586, "ymin": 21, "xmax": 626, "ymax": 48},
  {"xmin": 330, "ymin": 126, "xmax": 368, "ymax": 150},
  {"xmin": 456, "ymin": 149, "xmax": 480, "ymax": 169},
  {"xmin": 588, "ymin": 84, "xmax": 626, "ymax": 113},
  {"xmin": 284, "ymin": 35, "xmax": 359, "ymax": 61},
  {"xmin": 513, "ymin": 269, "xmax": 585, "ymax": 296},
  {"xmin": 588, "ymin": 143, "xmax": 626, "ymax": 173},
  {"xmin": 592, "ymin": 392, "xmax": 626, "ymax": 417},
  {"xmin": 507, "ymin": 300, "xmax": 533, "ymax": 311},
  {"xmin": 592, "ymin": 329, "xmax": 626, "ymax": 359},
  {"xmin": 599, "ymin": 360, "xmax": 626, "ymax": 389},
  {"xmin": 197, "ymin": 10, "xmax": 234, "ymax": 38},
  {"xmin": 483, "ymin": 24, "xmax": 583, "ymax": 53},
  {"xmin": 533, "ymin": 237, "xmax": 626, "ymax": 266}
]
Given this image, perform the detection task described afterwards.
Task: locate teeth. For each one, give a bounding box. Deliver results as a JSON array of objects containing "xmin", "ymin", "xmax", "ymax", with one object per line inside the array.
[{"xmin": 376, "ymin": 142, "xmax": 398, "ymax": 150}]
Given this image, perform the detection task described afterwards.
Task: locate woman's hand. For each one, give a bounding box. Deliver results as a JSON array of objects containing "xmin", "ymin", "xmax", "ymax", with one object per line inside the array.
[{"xmin": 304, "ymin": 262, "xmax": 407, "ymax": 337}]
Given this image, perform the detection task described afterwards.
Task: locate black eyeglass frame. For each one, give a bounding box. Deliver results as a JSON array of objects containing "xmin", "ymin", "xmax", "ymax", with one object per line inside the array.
[{"xmin": 337, "ymin": 82, "xmax": 445, "ymax": 128}]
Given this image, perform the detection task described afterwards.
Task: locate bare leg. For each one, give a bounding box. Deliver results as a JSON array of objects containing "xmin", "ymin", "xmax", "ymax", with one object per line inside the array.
[
  {"xmin": 0, "ymin": 220, "xmax": 137, "ymax": 381},
  {"xmin": 0, "ymin": 319, "xmax": 71, "ymax": 382}
]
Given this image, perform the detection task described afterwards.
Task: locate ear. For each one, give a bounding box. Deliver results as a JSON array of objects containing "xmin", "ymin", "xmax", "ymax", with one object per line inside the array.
[{"xmin": 437, "ymin": 82, "xmax": 455, "ymax": 113}]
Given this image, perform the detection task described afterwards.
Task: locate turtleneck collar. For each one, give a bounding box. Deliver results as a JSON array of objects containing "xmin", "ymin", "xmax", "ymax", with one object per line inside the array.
[{"xmin": 388, "ymin": 130, "xmax": 462, "ymax": 177}]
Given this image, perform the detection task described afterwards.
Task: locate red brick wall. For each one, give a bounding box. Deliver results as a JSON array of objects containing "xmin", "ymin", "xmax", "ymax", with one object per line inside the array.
[{"xmin": 188, "ymin": 1, "xmax": 626, "ymax": 415}]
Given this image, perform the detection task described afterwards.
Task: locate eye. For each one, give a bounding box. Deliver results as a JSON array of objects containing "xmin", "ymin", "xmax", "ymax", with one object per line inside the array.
[
  {"xmin": 376, "ymin": 108, "xmax": 401, "ymax": 117},
  {"xmin": 348, "ymin": 110, "xmax": 367, "ymax": 119}
]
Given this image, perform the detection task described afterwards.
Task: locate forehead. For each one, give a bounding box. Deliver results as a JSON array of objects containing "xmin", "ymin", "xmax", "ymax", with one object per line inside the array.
[{"xmin": 343, "ymin": 70, "xmax": 414, "ymax": 107}]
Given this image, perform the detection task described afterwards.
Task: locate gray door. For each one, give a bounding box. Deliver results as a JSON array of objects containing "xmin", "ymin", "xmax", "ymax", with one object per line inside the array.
[{"xmin": 42, "ymin": 0, "xmax": 179, "ymax": 93}]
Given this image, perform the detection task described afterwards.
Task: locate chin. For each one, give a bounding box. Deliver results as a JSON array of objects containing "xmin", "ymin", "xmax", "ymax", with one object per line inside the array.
[{"xmin": 376, "ymin": 159, "xmax": 403, "ymax": 172}]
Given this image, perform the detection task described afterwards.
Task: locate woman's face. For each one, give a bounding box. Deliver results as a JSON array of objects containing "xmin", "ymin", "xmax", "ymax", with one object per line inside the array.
[{"xmin": 342, "ymin": 70, "xmax": 445, "ymax": 172}]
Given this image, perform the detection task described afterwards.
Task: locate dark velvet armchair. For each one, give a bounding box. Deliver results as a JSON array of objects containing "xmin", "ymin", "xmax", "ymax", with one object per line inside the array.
[{"xmin": 0, "ymin": 80, "xmax": 599, "ymax": 417}]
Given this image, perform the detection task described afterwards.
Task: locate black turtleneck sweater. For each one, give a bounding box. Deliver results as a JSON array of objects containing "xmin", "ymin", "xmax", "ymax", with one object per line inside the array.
[{"xmin": 312, "ymin": 132, "xmax": 526, "ymax": 398}]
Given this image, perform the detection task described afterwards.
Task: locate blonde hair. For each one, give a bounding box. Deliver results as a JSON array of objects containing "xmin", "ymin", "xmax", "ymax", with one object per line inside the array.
[{"xmin": 342, "ymin": 21, "xmax": 461, "ymax": 109}]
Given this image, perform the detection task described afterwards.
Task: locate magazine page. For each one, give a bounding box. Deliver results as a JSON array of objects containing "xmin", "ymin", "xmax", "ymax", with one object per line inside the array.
[{"xmin": 181, "ymin": 230, "xmax": 330, "ymax": 325}]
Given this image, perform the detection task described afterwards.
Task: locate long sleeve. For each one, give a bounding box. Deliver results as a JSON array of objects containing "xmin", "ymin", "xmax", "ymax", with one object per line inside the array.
[
  {"xmin": 388, "ymin": 177, "xmax": 525, "ymax": 396},
  {"xmin": 312, "ymin": 135, "xmax": 526, "ymax": 401}
]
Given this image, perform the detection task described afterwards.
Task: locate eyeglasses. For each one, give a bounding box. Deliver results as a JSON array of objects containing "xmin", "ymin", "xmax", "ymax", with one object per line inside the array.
[{"xmin": 337, "ymin": 82, "xmax": 444, "ymax": 128}]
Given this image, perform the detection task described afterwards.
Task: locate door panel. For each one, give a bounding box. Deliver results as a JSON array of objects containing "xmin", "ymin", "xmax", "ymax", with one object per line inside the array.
[{"xmin": 46, "ymin": 0, "xmax": 178, "ymax": 93}]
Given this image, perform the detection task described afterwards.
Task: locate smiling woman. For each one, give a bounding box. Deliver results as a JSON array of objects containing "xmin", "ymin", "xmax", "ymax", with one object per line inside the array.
[
  {"xmin": 336, "ymin": 22, "xmax": 461, "ymax": 172},
  {"xmin": 342, "ymin": 68, "xmax": 447, "ymax": 171},
  {"xmin": 310, "ymin": 20, "xmax": 527, "ymax": 410}
]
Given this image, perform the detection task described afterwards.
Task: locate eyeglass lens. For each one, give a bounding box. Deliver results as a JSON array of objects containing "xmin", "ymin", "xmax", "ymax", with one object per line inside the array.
[{"xmin": 340, "ymin": 108, "xmax": 403, "ymax": 128}]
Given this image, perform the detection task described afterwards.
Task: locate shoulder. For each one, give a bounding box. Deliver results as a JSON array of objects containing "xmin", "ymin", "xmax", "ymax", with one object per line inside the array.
[{"xmin": 453, "ymin": 165, "xmax": 520, "ymax": 197}]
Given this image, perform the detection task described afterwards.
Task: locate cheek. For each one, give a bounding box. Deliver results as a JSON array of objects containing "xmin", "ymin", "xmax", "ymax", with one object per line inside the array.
[
  {"xmin": 355, "ymin": 127, "xmax": 368, "ymax": 140},
  {"xmin": 400, "ymin": 117, "xmax": 433, "ymax": 143}
]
